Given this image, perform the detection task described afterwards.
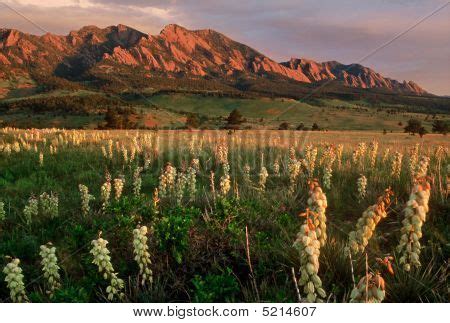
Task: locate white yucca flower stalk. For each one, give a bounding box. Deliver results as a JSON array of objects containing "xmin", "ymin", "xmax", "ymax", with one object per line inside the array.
[
  {"xmin": 357, "ymin": 142, "xmax": 367, "ymax": 162},
  {"xmin": 39, "ymin": 192, "xmax": 59, "ymax": 218},
  {"xmin": 90, "ymin": 234, "xmax": 125, "ymax": 301},
  {"xmin": 434, "ymin": 145, "xmax": 445, "ymax": 163},
  {"xmin": 336, "ymin": 144, "xmax": 343, "ymax": 168},
  {"xmin": 23, "ymin": 196, "xmax": 38, "ymax": 225},
  {"xmin": 3, "ymin": 258, "xmax": 28, "ymax": 303},
  {"xmin": 132, "ymin": 167, "xmax": 143, "ymax": 197},
  {"xmin": 216, "ymin": 143, "xmax": 229, "ymax": 165},
  {"xmin": 350, "ymin": 272, "xmax": 386, "ymax": 303},
  {"xmin": 304, "ymin": 145, "xmax": 317, "ymax": 178},
  {"xmin": 143, "ymin": 153, "xmax": 152, "ymax": 170},
  {"xmin": 3, "ymin": 144, "xmax": 11, "ymax": 155},
  {"xmin": 210, "ymin": 171, "xmax": 216, "ymax": 198},
  {"xmin": 39, "ymin": 152, "xmax": 44, "ymax": 167},
  {"xmin": 122, "ymin": 147, "xmax": 128, "ymax": 164},
  {"xmin": 391, "ymin": 152, "xmax": 403, "ymax": 179},
  {"xmin": 101, "ymin": 146, "xmax": 107, "ymax": 158},
  {"xmin": 12, "ymin": 141, "xmax": 20, "ymax": 153},
  {"xmin": 408, "ymin": 144, "xmax": 419, "ymax": 176},
  {"xmin": 345, "ymin": 189, "xmax": 393, "ymax": 255},
  {"xmin": 107, "ymin": 139, "xmax": 113, "ymax": 159},
  {"xmin": 307, "ymin": 180, "xmax": 328, "ymax": 246},
  {"xmin": 273, "ymin": 158, "xmax": 280, "ymax": 177},
  {"xmin": 39, "ymin": 243, "xmax": 61, "ymax": 298},
  {"xmin": 414, "ymin": 156, "xmax": 430, "ymax": 178},
  {"xmin": 357, "ymin": 175, "xmax": 368, "ymax": 201},
  {"xmin": 293, "ymin": 209, "xmax": 326, "ymax": 303},
  {"xmin": 189, "ymin": 136, "xmax": 196, "ymax": 155},
  {"xmin": 322, "ymin": 146, "xmax": 336, "ymax": 190},
  {"xmin": 243, "ymin": 164, "xmax": 251, "ymax": 183},
  {"xmin": 382, "ymin": 148, "xmax": 391, "ymax": 164},
  {"xmin": 397, "ymin": 178, "xmax": 431, "ymax": 271},
  {"xmin": 158, "ymin": 163, "xmax": 176, "ymax": 198},
  {"xmin": 258, "ymin": 166, "xmax": 269, "ymax": 191},
  {"xmin": 288, "ymin": 148, "xmax": 301, "ymax": 193},
  {"xmin": 219, "ymin": 163, "xmax": 231, "ymax": 197},
  {"xmin": 100, "ymin": 180, "xmax": 112, "ymax": 210},
  {"xmin": 289, "ymin": 146, "xmax": 296, "ymax": 161},
  {"xmin": 79, "ymin": 184, "xmax": 94, "ymax": 217},
  {"xmin": 186, "ymin": 166, "xmax": 197, "ymax": 202},
  {"xmin": 0, "ymin": 201, "xmax": 5, "ymax": 222},
  {"xmin": 152, "ymin": 188, "xmax": 160, "ymax": 216},
  {"xmin": 130, "ymin": 146, "xmax": 136, "ymax": 163},
  {"xmin": 351, "ymin": 149, "xmax": 358, "ymax": 165},
  {"xmin": 113, "ymin": 178, "xmax": 125, "ymax": 201},
  {"xmin": 132, "ymin": 225, "xmax": 153, "ymax": 286},
  {"xmin": 175, "ymin": 172, "xmax": 187, "ymax": 205},
  {"xmin": 191, "ymin": 158, "xmax": 200, "ymax": 172},
  {"xmin": 369, "ymin": 141, "xmax": 378, "ymax": 168}
]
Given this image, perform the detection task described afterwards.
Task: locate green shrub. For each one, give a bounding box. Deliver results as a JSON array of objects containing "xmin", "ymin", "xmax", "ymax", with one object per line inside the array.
[
  {"xmin": 191, "ymin": 267, "xmax": 240, "ymax": 302},
  {"xmin": 155, "ymin": 206, "xmax": 199, "ymax": 264}
]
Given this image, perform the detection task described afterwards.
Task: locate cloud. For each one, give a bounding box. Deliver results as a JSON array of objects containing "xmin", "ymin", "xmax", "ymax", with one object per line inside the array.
[{"xmin": 1, "ymin": 0, "xmax": 449, "ymax": 94}]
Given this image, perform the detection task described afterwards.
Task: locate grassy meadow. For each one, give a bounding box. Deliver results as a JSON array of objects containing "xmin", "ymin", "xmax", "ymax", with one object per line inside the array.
[
  {"xmin": 0, "ymin": 129, "xmax": 448, "ymax": 303},
  {"xmin": 2, "ymin": 91, "xmax": 449, "ymax": 131}
]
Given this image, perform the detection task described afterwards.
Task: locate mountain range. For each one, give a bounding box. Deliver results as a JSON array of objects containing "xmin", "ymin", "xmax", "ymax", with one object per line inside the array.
[{"xmin": 0, "ymin": 23, "xmax": 429, "ymax": 97}]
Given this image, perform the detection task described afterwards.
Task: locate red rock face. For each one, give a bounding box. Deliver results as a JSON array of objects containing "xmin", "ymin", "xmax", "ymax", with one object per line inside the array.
[
  {"xmin": 282, "ymin": 59, "xmax": 427, "ymax": 94},
  {"xmin": 283, "ymin": 58, "xmax": 335, "ymax": 82},
  {"xmin": 2, "ymin": 29, "xmax": 21, "ymax": 47},
  {"xmin": 0, "ymin": 24, "xmax": 427, "ymax": 95},
  {"xmin": 0, "ymin": 52, "xmax": 10, "ymax": 65}
]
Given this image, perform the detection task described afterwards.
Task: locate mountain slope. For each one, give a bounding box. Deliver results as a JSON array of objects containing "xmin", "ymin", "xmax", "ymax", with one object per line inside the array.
[{"xmin": 0, "ymin": 23, "xmax": 427, "ymax": 95}]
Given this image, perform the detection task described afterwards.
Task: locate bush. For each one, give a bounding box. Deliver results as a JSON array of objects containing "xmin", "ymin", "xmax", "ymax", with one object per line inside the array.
[
  {"xmin": 432, "ymin": 120, "xmax": 449, "ymax": 135},
  {"xmin": 155, "ymin": 207, "xmax": 200, "ymax": 264},
  {"xmin": 191, "ymin": 267, "xmax": 240, "ymax": 302},
  {"xmin": 227, "ymin": 109, "xmax": 244, "ymax": 125},
  {"xmin": 404, "ymin": 119, "xmax": 426, "ymax": 136},
  {"xmin": 185, "ymin": 114, "xmax": 201, "ymax": 129}
]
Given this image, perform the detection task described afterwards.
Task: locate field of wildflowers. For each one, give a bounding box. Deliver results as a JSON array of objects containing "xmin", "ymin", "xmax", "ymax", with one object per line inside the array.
[{"xmin": 0, "ymin": 128, "xmax": 448, "ymax": 302}]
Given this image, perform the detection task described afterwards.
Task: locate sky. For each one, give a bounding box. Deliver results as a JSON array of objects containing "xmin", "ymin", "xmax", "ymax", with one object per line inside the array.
[{"xmin": 1, "ymin": 0, "xmax": 449, "ymax": 95}]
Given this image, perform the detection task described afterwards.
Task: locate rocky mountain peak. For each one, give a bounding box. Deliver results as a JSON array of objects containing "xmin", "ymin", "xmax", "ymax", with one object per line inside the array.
[{"xmin": 0, "ymin": 23, "xmax": 428, "ymax": 95}]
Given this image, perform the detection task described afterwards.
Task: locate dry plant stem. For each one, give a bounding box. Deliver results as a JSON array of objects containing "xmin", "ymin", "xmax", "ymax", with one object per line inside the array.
[
  {"xmin": 365, "ymin": 253, "xmax": 369, "ymax": 303},
  {"xmin": 349, "ymin": 252, "xmax": 356, "ymax": 289},
  {"xmin": 291, "ymin": 267, "xmax": 302, "ymax": 302},
  {"xmin": 210, "ymin": 171, "xmax": 216, "ymax": 206},
  {"xmin": 437, "ymin": 158, "xmax": 443, "ymax": 202},
  {"xmin": 245, "ymin": 225, "xmax": 260, "ymax": 302}
]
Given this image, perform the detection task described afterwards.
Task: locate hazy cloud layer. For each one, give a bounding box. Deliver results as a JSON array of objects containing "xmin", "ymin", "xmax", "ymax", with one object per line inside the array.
[{"xmin": 1, "ymin": 0, "xmax": 449, "ymax": 94}]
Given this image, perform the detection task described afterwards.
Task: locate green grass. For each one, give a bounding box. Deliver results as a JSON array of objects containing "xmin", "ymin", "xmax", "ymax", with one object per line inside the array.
[
  {"xmin": 2, "ymin": 89, "xmax": 101, "ymax": 102},
  {"xmin": 2, "ymin": 91, "xmax": 449, "ymax": 130},
  {"xmin": 143, "ymin": 93, "xmax": 450, "ymax": 131},
  {"xmin": 0, "ymin": 113, "xmax": 104, "ymax": 129}
]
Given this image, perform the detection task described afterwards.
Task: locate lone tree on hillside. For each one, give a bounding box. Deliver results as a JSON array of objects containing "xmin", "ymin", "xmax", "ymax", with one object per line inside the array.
[
  {"xmin": 104, "ymin": 107, "xmax": 137, "ymax": 129},
  {"xmin": 311, "ymin": 123, "xmax": 320, "ymax": 131},
  {"xmin": 432, "ymin": 119, "xmax": 449, "ymax": 135},
  {"xmin": 418, "ymin": 127, "xmax": 427, "ymax": 138},
  {"xmin": 185, "ymin": 113, "xmax": 200, "ymax": 129},
  {"xmin": 227, "ymin": 109, "xmax": 244, "ymax": 125},
  {"xmin": 279, "ymin": 122, "xmax": 289, "ymax": 130},
  {"xmin": 404, "ymin": 119, "xmax": 426, "ymax": 136}
]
